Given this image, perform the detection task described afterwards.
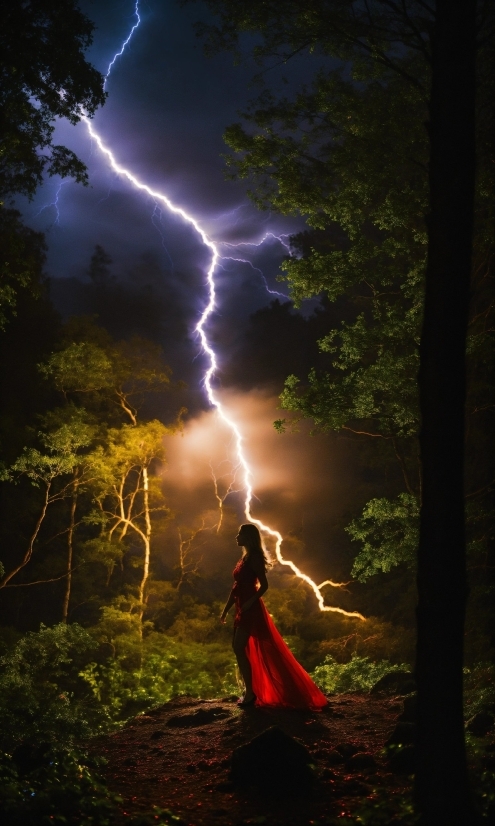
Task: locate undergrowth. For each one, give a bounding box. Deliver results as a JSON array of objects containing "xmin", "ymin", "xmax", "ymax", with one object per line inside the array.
[
  {"xmin": 0, "ymin": 623, "xmax": 492, "ymax": 823},
  {"xmin": 311, "ymin": 653, "xmax": 409, "ymax": 694}
]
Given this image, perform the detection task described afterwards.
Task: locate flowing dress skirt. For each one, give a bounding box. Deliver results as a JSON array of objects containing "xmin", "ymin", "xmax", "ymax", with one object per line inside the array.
[{"xmin": 245, "ymin": 600, "xmax": 327, "ymax": 710}]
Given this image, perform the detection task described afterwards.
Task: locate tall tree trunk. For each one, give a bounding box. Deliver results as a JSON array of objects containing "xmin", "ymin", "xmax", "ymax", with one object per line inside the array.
[
  {"xmin": 62, "ymin": 468, "xmax": 79, "ymax": 623},
  {"xmin": 137, "ymin": 466, "xmax": 151, "ymax": 628},
  {"xmin": 415, "ymin": 1, "xmax": 477, "ymax": 824}
]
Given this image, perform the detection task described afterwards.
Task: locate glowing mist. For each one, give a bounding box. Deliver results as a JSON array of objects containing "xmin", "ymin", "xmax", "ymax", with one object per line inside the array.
[{"xmin": 83, "ymin": 0, "xmax": 365, "ymax": 621}]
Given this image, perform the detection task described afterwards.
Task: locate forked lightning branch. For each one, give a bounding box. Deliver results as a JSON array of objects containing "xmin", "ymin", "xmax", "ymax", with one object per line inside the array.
[{"xmin": 83, "ymin": 0, "xmax": 365, "ymax": 621}]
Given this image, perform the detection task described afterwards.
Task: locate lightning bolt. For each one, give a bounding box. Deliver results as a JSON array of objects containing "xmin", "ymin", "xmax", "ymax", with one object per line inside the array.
[
  {"xmin": 34, "ymin": 179, "xmax": 67, "ymax": 228},
  {"xmin": 218, "ymin": 232, "xmax": 292, "ymax": 299},
  {"xmin": 83, "ymin": 1, "xmax": 365, "ymax": 620},
  {"xmin": 104, "ymin": 1, "xmax": 141, "ymax": 89},
  {"xmin": 218, "ymin": 257, "xmax": 289, "ymax": 299},
  {"xmin": 221, "ymin": 232, "xmax": 292, "ymax": 254}
]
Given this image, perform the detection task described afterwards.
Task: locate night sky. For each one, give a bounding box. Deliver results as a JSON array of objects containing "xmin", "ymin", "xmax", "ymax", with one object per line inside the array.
[{"xmin": 17, "ymin": 0, "xmax": 365, "ymax": 586}]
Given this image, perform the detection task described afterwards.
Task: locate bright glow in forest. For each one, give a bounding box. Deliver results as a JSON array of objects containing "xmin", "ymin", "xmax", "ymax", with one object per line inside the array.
[{"xmin": 83, "ymin": 0, "xmax": 364, "ymax": 619}]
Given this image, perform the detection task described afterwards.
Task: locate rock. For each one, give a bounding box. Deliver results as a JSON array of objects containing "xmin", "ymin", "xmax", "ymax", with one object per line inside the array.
[
  {"xmin": 150, "ymin": 729, "xmax": 166, "ymax": 739},
  {"xmin": 371, "ymin": 671, "xmax": 416, "ymax": 695},
  {"xmin": 345, "ymin": 752, "xmax": 377, "ymax": 772},
  {"xmin": 466, "ymin": 711, "xmax": 494, "ymax": 737},
  {"xmin": 166, "ymin": 707, "xmax": 230, "ymax": 727},
  {"xmin": 230, "ymin": 725, "xmax": 314, "ymax": 793},
  {"xmin": 385, "ymin": 721, "xmax": 415, "ymax": 747},
  {"xmin": 388, "ymin": 745, "xmax": 415, "ymax": 775},
  {"xmin": 398, "ymin": 693, "xmax": 417, "ymax": 722},
  {"xmin": 335, "ymin": 742, "xmax": 360, "ymax": 760}
]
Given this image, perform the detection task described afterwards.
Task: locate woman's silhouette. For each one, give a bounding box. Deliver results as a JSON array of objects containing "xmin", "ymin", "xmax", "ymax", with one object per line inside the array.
[{"xmin": 221, "ymin": 523, "xmax": 327, "ymax": 709}]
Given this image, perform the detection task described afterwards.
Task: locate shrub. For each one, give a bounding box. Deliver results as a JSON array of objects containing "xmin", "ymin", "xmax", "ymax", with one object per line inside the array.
[
  {"xmin": 0, "ymin": 744, "xmax": 121, "ymax": 826},
  {"xmin": 80, "ymin": 634, "xmax": 238, "ymax": 719},
  {"xmin": 311, "ymin": 653, "xmax": 409, "ymax": 694},
  {"xmin": 0, "ymin": 623, "xmax": 105, "ymax": 750}
]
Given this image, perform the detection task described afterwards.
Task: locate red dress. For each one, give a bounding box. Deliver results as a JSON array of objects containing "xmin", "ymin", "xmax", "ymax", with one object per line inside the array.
[{"xmin": 232, "ymin": 558, "xmax": 327, "ymax": 710}]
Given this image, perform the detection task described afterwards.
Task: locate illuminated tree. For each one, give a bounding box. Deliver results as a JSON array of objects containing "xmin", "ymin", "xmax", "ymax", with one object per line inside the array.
[
  {"xmin": 86, "ymin": 420, "xmax": 172, "ymax": 628},
  {"xmin": 39, "ymin": 320, "xmax": 182, "ymax": 627}
]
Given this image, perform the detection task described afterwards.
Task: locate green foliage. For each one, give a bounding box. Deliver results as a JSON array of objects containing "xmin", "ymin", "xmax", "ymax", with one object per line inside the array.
[
  {"xmin": 224, "ymin": 70, "xmax": 427, "ymax": 237},
  {"xmin": 11, "ymin": 407, "xmax": 94, "ymax": 483},
  {"xmin": 311, "ymin": 653, "xmax": 409, "ymax": 694},
  {"xmin": 39, "ymin": 340, "xmax": 115, "ymax": 393},
  {"xmin": 277, "ymin": 285, "xmax": 421, "ymax": 439},
  {"xmin": 0, "ymin": 624, "xmax": 102, "ymax": 750},
  {"xmin": 80, "ymin": 601, "xmax": 238, "ymax": 719},
  {"xmin": 464, "ymin": 662, "xmax": 495, "ymax": 722},
  {"xmin": 225, "ymin": 74, "xmax": 427, "ymax": 456},
  {"xmin": 0, "ymin": 745, "xmax": 121, "ymax": 826},
  {"xmin": 347, "ymin": 493, "xmax": 419, "ymax": 581},
  {"xmin": 463, "ymin": 663, "xmax": 495, "ymax": 823},
  {"xmin": 1, "ymin": 0, "xmax": 105, "ymax": 198},
  {"xmin": 80, "ymin": 637, "xmax": 237, "ymax": 719},
  {"xmin": 40, "ymin": 326, "xmax": 174, "ymax": 423}
]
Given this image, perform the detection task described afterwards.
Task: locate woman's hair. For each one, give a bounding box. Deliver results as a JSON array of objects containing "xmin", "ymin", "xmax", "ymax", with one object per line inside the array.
[{"xmin": 239, "ymin": 523, "xmax": 272, "ymax": 570}]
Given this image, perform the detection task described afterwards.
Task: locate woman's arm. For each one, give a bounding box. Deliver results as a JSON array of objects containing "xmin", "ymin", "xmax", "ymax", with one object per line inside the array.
[
  {"xmin": 241, "ymin": 558, "xmax": 268, "ymax": 613},
  {"xmin": 220, "ymin": 589, "xmax": 236, "ymax": 624}
]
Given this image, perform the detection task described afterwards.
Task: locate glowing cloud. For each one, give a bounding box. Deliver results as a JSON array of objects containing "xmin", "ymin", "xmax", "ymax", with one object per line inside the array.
[{"xmin": 83, "ymin": 1, "xmax": 365, "ymax": 621}]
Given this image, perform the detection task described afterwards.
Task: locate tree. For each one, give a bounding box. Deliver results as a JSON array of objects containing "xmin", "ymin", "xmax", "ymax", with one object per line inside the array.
[
  {"xmin": 0, "ymin": 407, "xmax": 94, "ymax": 589},
  {"xmin": 86, "ymin": 421, "xmax": 171, "ymax": 628},
  {"xmin": 39, "ymin": 319, "xmax": 182, "ymax": 627},
  {"xmin": 40, "ymin": 318, "xmax": 175, "ymax": 427},
  {"xmin": 188, "ymin": 1, "xmax": 493, "ymax": 821},
  {"xmin": 0, "ymin": 0, "xmax": 105, "ymax": 199},
  {"xmin": 415, "ymin": 3, "xmax": 478, "ymax": 821}
]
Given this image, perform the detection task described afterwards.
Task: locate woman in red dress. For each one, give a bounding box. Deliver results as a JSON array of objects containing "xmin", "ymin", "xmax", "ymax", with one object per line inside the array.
[{"xmin": 220, "ymin": 523, "xmax": 327, "ymax": 710}]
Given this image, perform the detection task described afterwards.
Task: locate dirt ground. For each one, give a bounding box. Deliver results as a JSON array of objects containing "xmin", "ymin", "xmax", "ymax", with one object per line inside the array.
[{"xmin": 88, "ymin": 693, "xmax": 413, "ymax": 825}]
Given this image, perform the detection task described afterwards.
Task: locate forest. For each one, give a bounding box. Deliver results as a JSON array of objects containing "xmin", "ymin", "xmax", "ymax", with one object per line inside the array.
[{"xmin": 0, "ymin": 2, "xmax": 493, "ymax": 825}]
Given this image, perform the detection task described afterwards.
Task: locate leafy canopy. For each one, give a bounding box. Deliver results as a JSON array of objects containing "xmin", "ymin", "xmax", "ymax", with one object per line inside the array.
[{"xmin": 0, "ymin": 0, "xmax": 105, "ymax": 198}]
